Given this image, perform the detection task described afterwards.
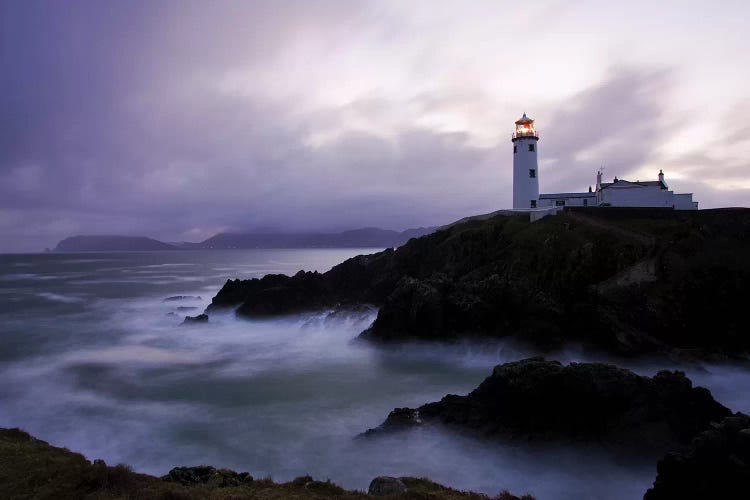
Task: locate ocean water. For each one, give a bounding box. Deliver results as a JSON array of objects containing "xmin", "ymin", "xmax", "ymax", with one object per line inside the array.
[{"xmin": 1, "ymin": 250, "xmax": 748, "ymax": 500}]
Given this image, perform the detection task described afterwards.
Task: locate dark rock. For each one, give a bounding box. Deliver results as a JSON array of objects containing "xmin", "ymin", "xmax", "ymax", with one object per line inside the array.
[
  {"xmin": 361, "ymin": 276, "xmax": 449, "ymax": 341},
  {"xmin": 207, "ymin": 250, "xmax": 397, "ymax": 316},
  {"xmin": 363, "ymin": 358, "xmax": 731, "ymax": 456},
  {"xmin": 644, "ymin": 413, "xmax": 750, "ymax": 499},
  {"xmin": 234, "ymin": 271, "xmax": 333, "ymax": 316},
  {"xmin": 368, "ymin": 476, "xmax": 408, "ymax": 496},
  {"xmin": 323, "ymin": 304, "xmax": 377, "ymax": 322},
  {"xmin": 176, "ymin": 306, "xmax": 198, "ymax": 311},
  {"xmin": 290, "ymin": 475, "xmax": 374, "ymax": 496},
  {"xmin": 290, "ymin": 475, "xmax": 314, "ymax": 486},
  {"xmin": 363, "ymin": 408, "xmax": 420, "ymax": 435},
  {"xmin": 161, "ymin": 465, "xmax": 252, "ymax": 487},
  {"xmin": 164, "ymin": 295, "xmax": 202, "ymax": 302},
  {"xmin": 181, "ymin": 314, "xmax": 208, "ymax": 324}
]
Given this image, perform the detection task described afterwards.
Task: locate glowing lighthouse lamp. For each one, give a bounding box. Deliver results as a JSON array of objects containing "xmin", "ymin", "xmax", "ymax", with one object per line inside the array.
[{"xmin": 512, "ymin": 113, "xmax": 540, "ymax": 209}]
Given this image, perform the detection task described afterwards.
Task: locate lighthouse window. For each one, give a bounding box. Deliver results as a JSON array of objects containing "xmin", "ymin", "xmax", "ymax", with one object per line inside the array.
[
  {"xmin": 514, "ymin": 145, "xmax": 517, "ymax": 153},
  {"xmin": 529, "ymin": 169, "xmax": 536, "ymax": 178},
  {"xmin": 528, "ymin": 144, "xmax": 535, "ymax": 152},
  {"xmin": 555, "ymin": 200, "xmax": 566, "ymax": 206},
  {"xmin": 530, "ymin": 200, "xmax": 537, "ymax": 208}
]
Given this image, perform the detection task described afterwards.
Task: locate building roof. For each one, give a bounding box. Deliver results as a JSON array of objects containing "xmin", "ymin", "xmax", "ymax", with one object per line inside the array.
[
  {"xmin": 539, "ymin": 192, "xmax": 596, "ymax": 199},
  {"xmin": 600, "ymin": 180, "xmax": 667, "ymax": 190}
]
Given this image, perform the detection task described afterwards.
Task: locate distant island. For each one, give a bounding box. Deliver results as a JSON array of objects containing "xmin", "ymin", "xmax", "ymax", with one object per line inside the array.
[
  {"xmin": 53, "ymin": 235, "xmax": 180, "ymax": 252},
  {"xmin": 53, "ymin": 227, "xmax": 434, "ymax": 252}
]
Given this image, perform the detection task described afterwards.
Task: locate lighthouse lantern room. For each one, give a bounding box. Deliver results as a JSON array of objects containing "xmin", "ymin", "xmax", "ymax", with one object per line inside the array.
[{"xmin": 512, "ymin": 113, "xmax": 540, "ymax": 209}]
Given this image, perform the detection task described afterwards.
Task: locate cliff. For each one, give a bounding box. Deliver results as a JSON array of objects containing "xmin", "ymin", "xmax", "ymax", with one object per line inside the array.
[{"xmin": 208, "ymin": 208, "xmax": 750, "ymax": 358}]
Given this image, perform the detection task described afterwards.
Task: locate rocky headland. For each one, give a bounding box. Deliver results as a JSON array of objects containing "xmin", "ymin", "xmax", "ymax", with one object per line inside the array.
[{"xmin": 207, "ymin": 207, "xmax": 750, "ymax": 359}]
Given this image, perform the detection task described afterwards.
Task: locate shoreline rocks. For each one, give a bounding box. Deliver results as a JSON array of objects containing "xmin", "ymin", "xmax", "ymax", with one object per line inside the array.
[
  {"xmin": 363, "ymin": 358, "xmax": 731, "ymax": 457},
  {"xmin": 368, "ymin": 476, "xmax": 407, "ymax": 496},
  {"xmin": 164, "ymin": 295, "xmax": 202, "ymax": 302},
  {"xmin": 182, "ymin": 313, "xmax": 208, "ymax": 324},
  {"xmin": 644, "ymin": 413, "xmax": 750, "ymax": 499}
]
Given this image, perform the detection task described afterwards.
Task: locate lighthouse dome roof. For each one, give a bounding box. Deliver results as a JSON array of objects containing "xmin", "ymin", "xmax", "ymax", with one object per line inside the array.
[{"xmin": 515, "ymin": 112, "xmax": 534, "ymax": 124}]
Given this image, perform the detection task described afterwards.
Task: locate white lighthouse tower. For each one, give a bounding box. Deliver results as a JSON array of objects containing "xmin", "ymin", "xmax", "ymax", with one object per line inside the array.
[{"xmin": 512, "ymin": 113, "xmax": 540, "ymax": 209}]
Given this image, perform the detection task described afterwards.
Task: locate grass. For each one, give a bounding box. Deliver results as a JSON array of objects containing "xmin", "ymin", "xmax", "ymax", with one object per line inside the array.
[{"xmin": 0, "ymin": 428, "xmax": 534, "ymax": 499}]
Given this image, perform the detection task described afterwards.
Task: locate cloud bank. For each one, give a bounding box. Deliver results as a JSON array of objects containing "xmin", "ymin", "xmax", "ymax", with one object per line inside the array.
[{"xmin": 1, "ymin": 0, "xmax": 748, "ymax": 251}]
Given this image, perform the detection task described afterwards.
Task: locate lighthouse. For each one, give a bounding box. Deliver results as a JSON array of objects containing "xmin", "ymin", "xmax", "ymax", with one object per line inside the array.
[{"xmin": 512, "ymin": 113, "xmax": 540, "ymax": 209}]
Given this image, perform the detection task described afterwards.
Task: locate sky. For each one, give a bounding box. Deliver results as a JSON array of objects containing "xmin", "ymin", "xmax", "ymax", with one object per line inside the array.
[{"xmin": 1, "ymin": 0, "xmax": 749, "ymax": 252}]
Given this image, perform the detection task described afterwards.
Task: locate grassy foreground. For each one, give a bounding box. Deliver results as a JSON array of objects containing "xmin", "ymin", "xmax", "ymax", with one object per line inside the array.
[{"xmin": 0, "ymin": 428, "xmax": 532, "ymax": 500}]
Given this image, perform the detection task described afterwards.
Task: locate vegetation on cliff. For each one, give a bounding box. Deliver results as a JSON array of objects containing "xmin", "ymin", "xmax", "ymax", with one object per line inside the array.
[
  {"xmin": 0, "ymin": 428, "xmax": 532, "ymax": 500},
  {"xmin": 209, "ymin": 208, "xmax": 750, "ymax": 357}
]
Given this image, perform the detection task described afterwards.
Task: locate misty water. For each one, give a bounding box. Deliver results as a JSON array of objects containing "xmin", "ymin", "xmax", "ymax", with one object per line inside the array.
[{"xmin": 1, "ymin": 250, "xmax": 748, "ymax": 500}]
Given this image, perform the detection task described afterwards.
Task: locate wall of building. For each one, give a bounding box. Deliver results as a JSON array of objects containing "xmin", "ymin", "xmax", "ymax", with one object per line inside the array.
[
  {"xmin": 538, "ymin": 195, "xmax": 596, "ymax": 208},
  {"xmin": 673, "ymin": 193, "xmax": 699, "ymax": 210},
  {"xmin": 599, "ymin": 185, "xmax": 697, "ymax": 210},
  {"xmin": 600, "ymin": 185, "xmax": 673, "ymax": 208}
]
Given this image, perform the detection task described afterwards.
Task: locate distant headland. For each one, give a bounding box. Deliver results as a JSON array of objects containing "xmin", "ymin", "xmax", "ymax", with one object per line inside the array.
[{"xmin": 52, "ymin": 227, "xmax": 434, "ymax": 252}]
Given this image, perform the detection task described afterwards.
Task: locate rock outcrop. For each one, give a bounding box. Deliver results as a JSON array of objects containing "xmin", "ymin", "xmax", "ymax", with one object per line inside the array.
[
  {"xmin": 164, "ymin": 295, "xmax": 203, "ymax": 302},
  {"xmin": 363, "ymin": 358, "xmax": 731, "ymax": 456},
  {"xmin": 368, "ymin": 476, "xmax": 408, "ymax": 496},
  {"xmin": 208, "ymin": 208, "xmax": 750, "ymax": 358},
  {"xmin": 162, "ymin": 465, "xmax": 253, "ymax": 487},
  {"xmin": 644, "ymin": 413, "xmax": 750, "ymax": 499},
  {"xmin": 182, "ymin": 313, "xmax": 208, "ymax": 324}
]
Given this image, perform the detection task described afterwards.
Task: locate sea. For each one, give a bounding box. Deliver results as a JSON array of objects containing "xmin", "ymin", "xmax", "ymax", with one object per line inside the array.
[{"xmin": 1, "ymin": 249, "xmax": 748, "ymax": 500}]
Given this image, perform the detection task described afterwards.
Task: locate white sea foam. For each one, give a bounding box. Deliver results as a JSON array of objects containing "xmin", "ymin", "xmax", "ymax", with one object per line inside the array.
[
  {"xmin": 61, "ymin": 258, "xmax": 121, "ymax": 264},
  {"xmin": 141, "ymin": 263, "xmax": 197, "ymax": 268},
  {"xmin": 0, "ymin": 272, "xmax": 40, "ymax": 281},
  {"xmin": 63, "ymin": 345, "xmax": 202, "ymax": 365},
  {"xmin": 36, "ymin": 292, "xmax": 85, "ymax": 303}
]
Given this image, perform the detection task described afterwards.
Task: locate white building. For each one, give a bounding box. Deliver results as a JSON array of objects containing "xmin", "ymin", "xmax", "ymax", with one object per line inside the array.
[{"xmin": 512, "ymin": 113, "xmax": 698, "ymax": 210}]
